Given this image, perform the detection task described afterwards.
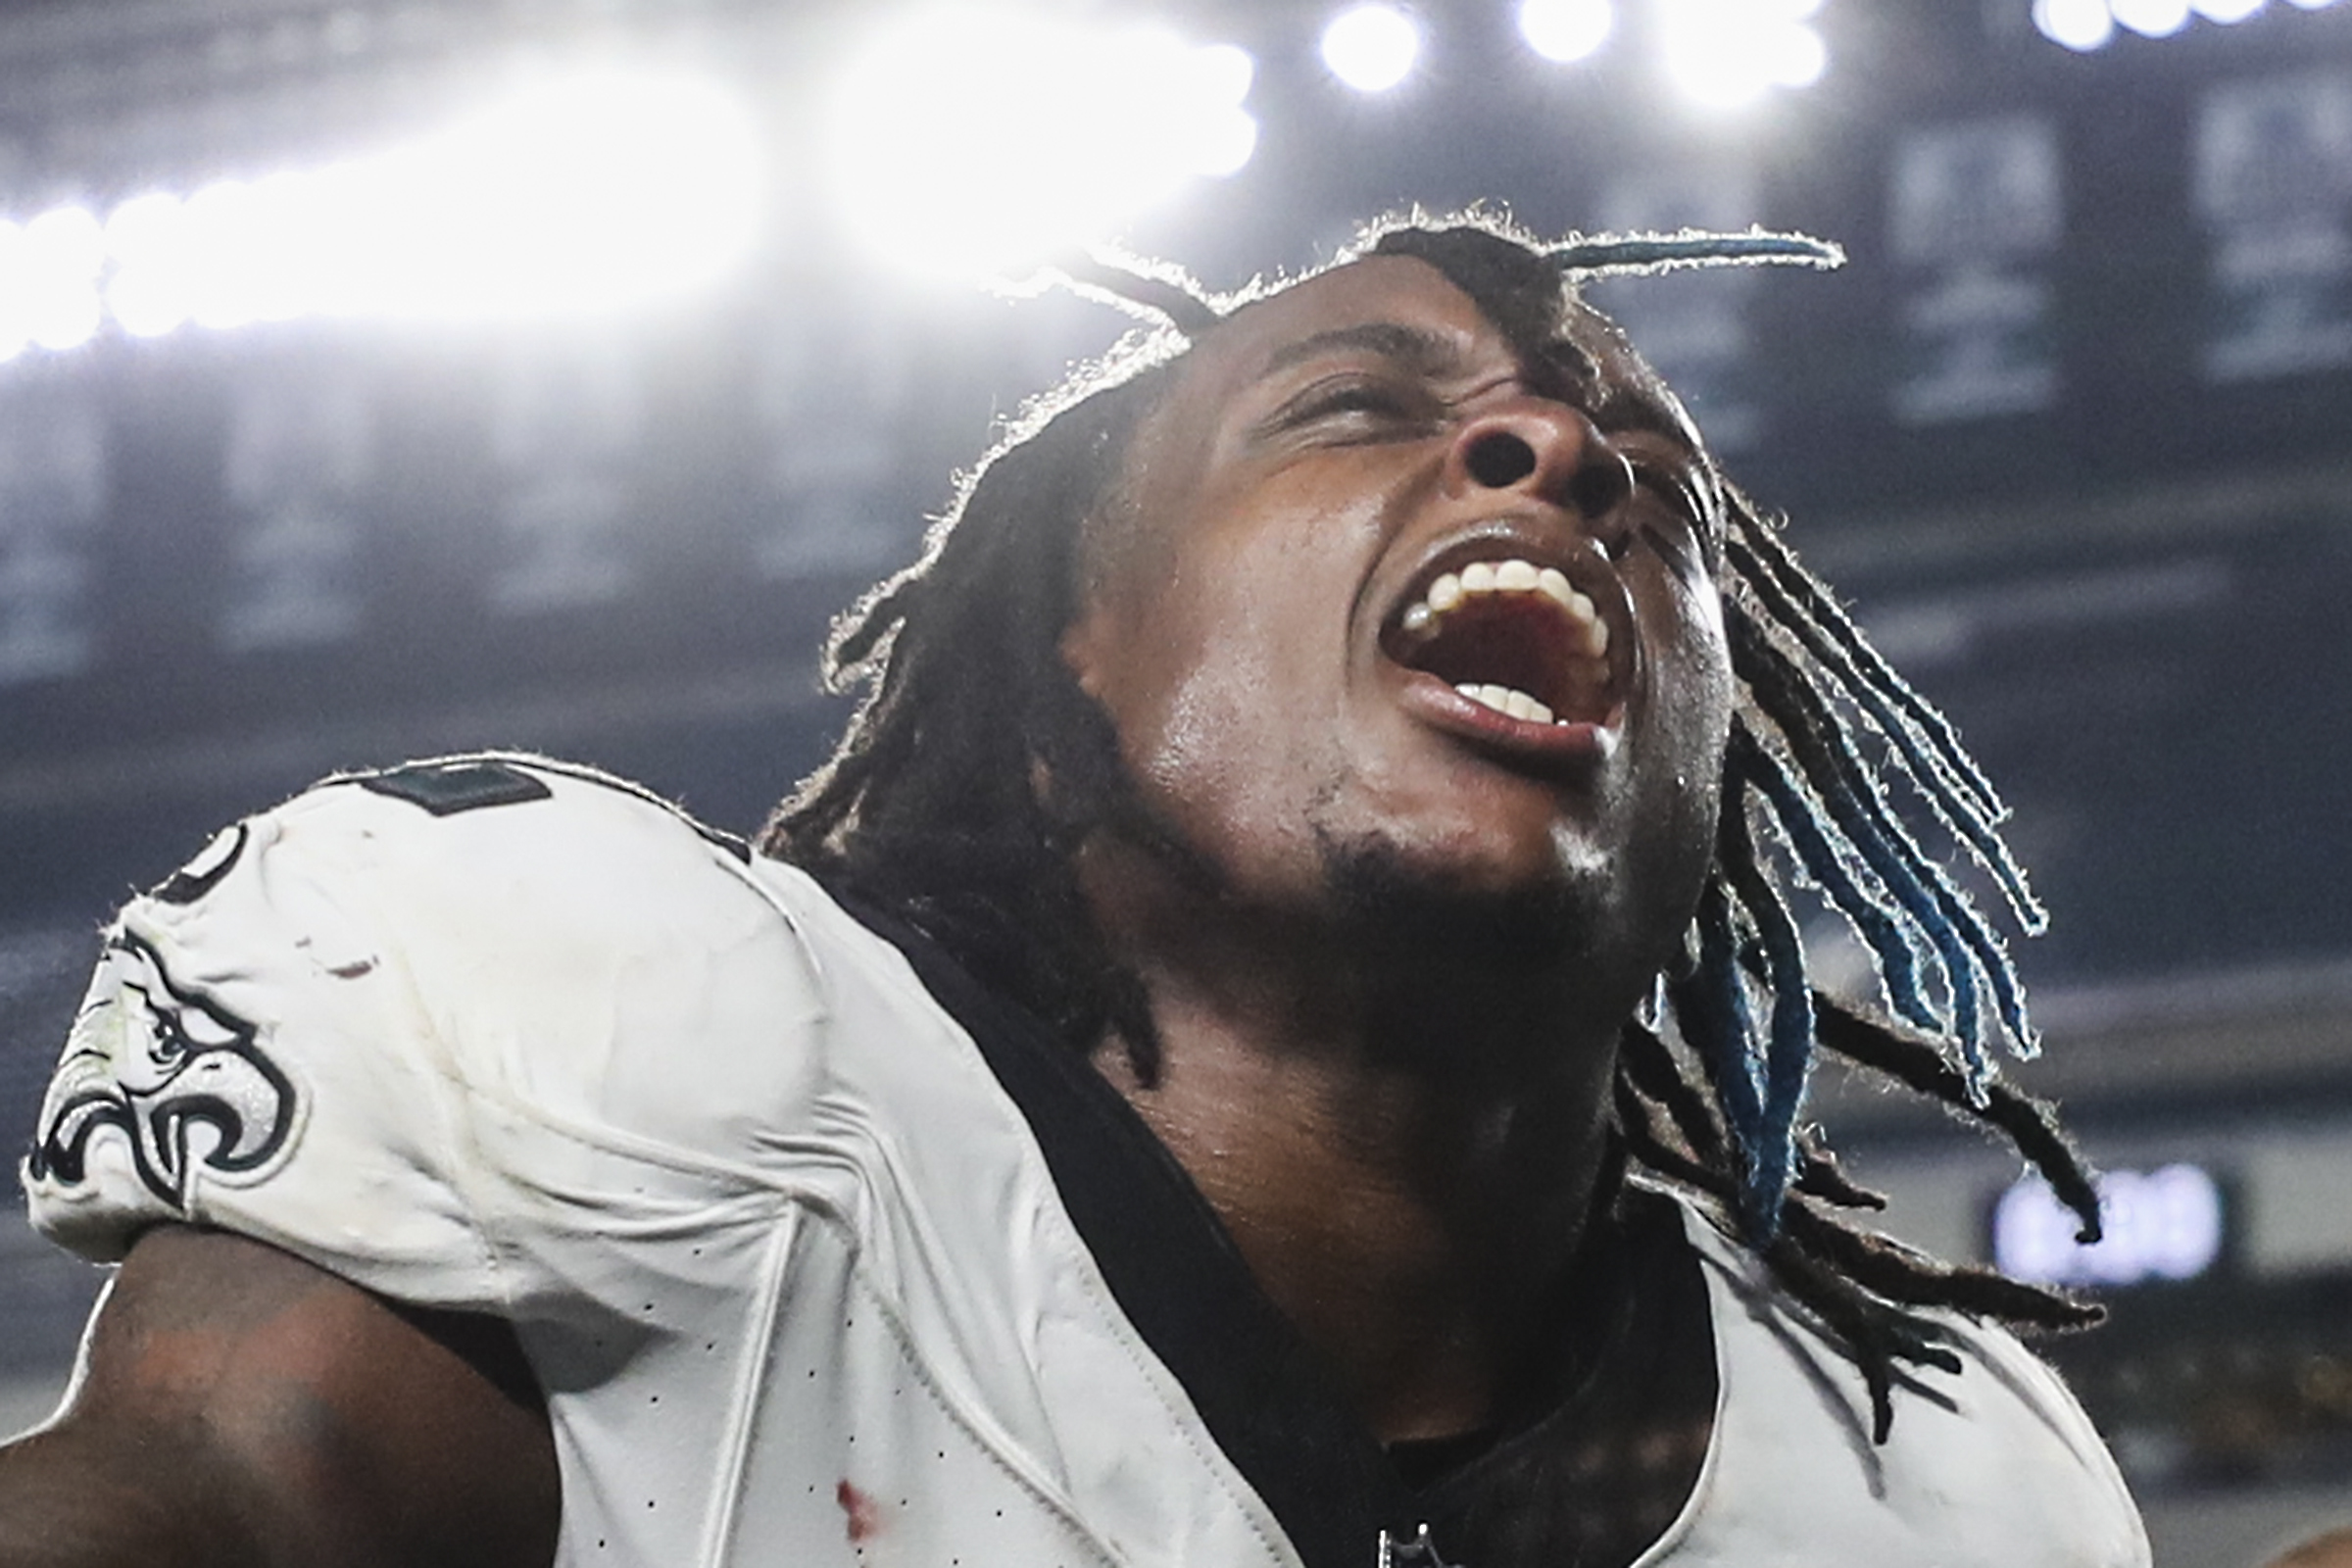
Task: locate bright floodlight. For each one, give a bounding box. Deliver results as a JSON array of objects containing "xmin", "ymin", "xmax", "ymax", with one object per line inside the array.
[
  {"xmin": 18, "ymin": 206, "xmax": 105, "ymax": 351},
  {"xmin": 2284, "ymin": 0, "xmax": 2333, "ymax": 10},
  {"xmin": 2032, "ymin": 0, "xmax": 2117, "ymax": 44},
  {"xmin": 0, "ymin": 223, "xmax": 24, "ymax": 361},
  {"xmin": 104, "ymin": 192, "xmax": 195, "ymax": 336},
  {"xmin": 1321, "ymin": 3, "xmax": 1422, "ymax": 92},
  {"xmin": 374, "ymin": 71, "xmax": 764, "ymax": 318},
  {"xmin": 172, "ymin": 174, "xmax": 328, "ymax": 330},
  {"xmin": 1186, "ymin": 44, "xmax": 1262, "ymax": 175},
  {"xmin": 1656, "ymin": 0, "xmax": 1828, "ymax": 107},
  {"xmin": 0, "ymin": 206, "xmax": 106, "ymax": 358},
  {"xmin": 1518, "ymin": 0, "xmax": 1613, "ymax": 63},
  {"xmin": 2112, "ymin": 0, "xmax": 2193, "ymax": 32},
  {"xmin": 2191, "ymin": 0, "xmax": 2266, "ymax": 18},
  {"xmin": 1766, "ymin": 22, "xmax": 1829, "ymax": 87},
  {"xmin": 828, "ymin": 9, "xmax": 1258, "ymax": 280},
  {"xmin": 82, "ymin": 68, "xmax": 763, "ymax": 341}
]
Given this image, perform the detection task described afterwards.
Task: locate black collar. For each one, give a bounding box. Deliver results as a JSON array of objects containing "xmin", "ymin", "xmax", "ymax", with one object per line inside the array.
[{"xmin": 828, "ymin": 885, "xmax": 1717, "ymax": 1568}]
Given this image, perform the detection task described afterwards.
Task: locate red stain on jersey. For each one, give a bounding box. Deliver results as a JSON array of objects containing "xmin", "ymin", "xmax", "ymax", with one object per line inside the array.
[{"xmin": 837, "ymin": 1479, "xmax": 883, "ymax": 1544}]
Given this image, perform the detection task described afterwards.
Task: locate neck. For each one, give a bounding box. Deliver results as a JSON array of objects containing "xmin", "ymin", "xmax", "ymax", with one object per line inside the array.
[{"xmin": 1079, "ymin": 837, "xmax": 1631, "ymax": 1444}]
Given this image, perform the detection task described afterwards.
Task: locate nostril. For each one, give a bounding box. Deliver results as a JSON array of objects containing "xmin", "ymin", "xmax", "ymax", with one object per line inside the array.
[
  {"xmin": 1464, "ymin": 430, "xmax": 1538, "ymax": 488},
  {"xmin": 1568, "ymin": 450, "xmax": 1634, "ymax": 519}
]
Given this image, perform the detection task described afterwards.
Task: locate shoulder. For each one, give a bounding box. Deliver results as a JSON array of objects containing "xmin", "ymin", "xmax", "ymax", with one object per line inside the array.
[
  {"xmin": 285, "ymin": 752, "xmax": 762, "ymax": 915},
  {"xmin": 1664, "ymin": 1198, "xmax": 2149, "ymax": 1568},
  {"xmin": 205, "ymin": 754, "xmax": 873, "ymax": 1128},
  {"xmin": 119, "ymin": 755, "xmax": 802, "ymax": 1066},
  {"xmin": 24, "ymin": 755, "xmax": 882, "ymax": 1267}
]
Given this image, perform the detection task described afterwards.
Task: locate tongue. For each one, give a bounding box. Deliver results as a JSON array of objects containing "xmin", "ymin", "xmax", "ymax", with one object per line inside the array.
[{"xmin": 1399, "ymin": 597, "xmax": 1604, "ymax": 722}]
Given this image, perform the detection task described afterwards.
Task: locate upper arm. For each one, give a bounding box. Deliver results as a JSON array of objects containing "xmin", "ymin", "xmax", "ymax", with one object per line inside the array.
[{"xmin": 0, "ymin": 1226, "xmax": 559, "ymax": 1568}]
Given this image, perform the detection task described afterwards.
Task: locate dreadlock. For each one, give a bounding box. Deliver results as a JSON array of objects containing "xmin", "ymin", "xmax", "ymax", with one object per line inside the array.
[{"xmin": 760, "ymin": 213, "xmax": 2104, "ymax": 1442}]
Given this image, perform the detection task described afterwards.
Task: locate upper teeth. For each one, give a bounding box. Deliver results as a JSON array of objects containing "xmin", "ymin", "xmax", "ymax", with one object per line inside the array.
[{"xmin": 1400, "ymin": 557, "xmax": 1610, "ymax": 660}]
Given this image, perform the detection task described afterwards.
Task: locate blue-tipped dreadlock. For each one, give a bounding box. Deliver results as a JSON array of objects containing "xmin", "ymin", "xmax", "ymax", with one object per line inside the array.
[
  {"xmin": 765, "ymin": 213, "xmax": 2103, "ymax": 1445},
  {"xmin": 1729, "ymin": 724, "xmax": 1939, "ymax": 1034},
  {"xmin": 1679, "ymin": 878, "xmax": 1767, "ymax": 1184},
  {"xmin": 1727, "ymin": 523, "xmax": 2045, "ymax": 936},
  {"xmin": 1726, "ymin": 601, "xmax": 2036, "ymax": 1086},
  {"xmin": 1715, "ymin": 779, "xmax": 1820, "ymax": 1239}
]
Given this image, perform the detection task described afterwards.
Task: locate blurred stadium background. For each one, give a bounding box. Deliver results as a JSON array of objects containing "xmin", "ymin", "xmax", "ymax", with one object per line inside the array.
[{"xmin": 1, "ymin": 0, "xmax": 2350, "ymax": 1561}]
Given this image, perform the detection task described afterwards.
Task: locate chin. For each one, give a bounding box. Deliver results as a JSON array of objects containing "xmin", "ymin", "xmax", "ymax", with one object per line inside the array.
[
  {"xmin": 1310, "ymin": 799, "xmax": 1709, "ymax": 1004},
  {"xmin": 1315, "ymin": 821, "xmax": 1613, "ymax": 971}
]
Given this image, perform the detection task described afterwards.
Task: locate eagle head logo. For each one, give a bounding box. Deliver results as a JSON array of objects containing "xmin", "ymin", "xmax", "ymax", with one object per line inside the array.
[{"xmin": 29, "ymin": 932, "xmax": 299, "ymax": 1207}]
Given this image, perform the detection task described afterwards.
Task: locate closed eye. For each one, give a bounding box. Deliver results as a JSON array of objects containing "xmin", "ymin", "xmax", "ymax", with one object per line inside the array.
[{"xmin": 1264, "ymin": 374, "xmax": 1440, "ymax": 441}]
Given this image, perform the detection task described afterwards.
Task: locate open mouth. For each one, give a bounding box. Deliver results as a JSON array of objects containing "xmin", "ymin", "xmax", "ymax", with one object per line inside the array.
[{"xmin": 1381, "ymin": 551, "xmax": 1622, "ymax": 730}]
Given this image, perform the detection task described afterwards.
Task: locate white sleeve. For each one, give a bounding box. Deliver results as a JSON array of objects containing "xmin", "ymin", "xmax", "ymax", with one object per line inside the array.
[{"xmin": 21, "ymin": 755, "xmax": 830, "ymax": 1319}]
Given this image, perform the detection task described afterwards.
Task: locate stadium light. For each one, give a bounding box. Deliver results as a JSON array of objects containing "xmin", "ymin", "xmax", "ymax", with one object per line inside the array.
[
  {"xmin": 2111, "ymin": 0, "xmax": 2193, "ymax": 34},
  {"xmin": 2036, "ymin": 0, "xmax": 2326, "ymax": 43},
  {"xmin": 2032, "ymin": 0, "xmax": 2117, "ymax": 46},
  {"xmin": 1320, "ymin": 3, "xmax": 1423, "ymax": 93},
  {"xmin": 827, "ymin": 8, "xmax": 1256, "ymax": 281},
  {"xmin": 24, "ymin": 68, "xmax": 765, "ymax": 350},
  {"xmin": 1655, "ymin": 0, "xmax": 1828, "ymax": 108},
  {"xmin": 402, "ymin": 73, "xmax": 762, "ymax": 318},
  {"xmin": 1517, "ymin": 0, "xmax": 1613, "ymax": 64},
  {"xmin": 0, "ymin": 208, "xmax": 106, "ymax": 359},
  {"xmin": 103, "ymin": 193, "xmax": 197, "ymax": 337}
]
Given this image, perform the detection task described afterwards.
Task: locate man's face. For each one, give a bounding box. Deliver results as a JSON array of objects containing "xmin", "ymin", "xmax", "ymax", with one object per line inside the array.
[{"xmin": 1063, "ymin": 255, "xmax": 1733, "ymax": 993}]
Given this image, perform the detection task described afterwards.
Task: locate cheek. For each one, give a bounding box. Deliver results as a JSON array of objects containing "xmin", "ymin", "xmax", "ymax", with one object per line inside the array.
[
  {"xmin": 1634, "ymin": 579, "xmax": 1735, "ymax": 870},
  {"xmin": 1123, "ymin": 604, "xmax": 1333, "ymax": 805},
  {"xmin": 1086, "ymin": 604, "xmax": 1357, "ymax": 897},
  {"xmin": 1127, "ymin": 669, "xmax": 1253, "ymax": 801},
  {"xmin": 1103, "ymin": 509, "xmax": 1352, "ymax": 755},
  {"xmin": 1636, "ymin": 563, "xmax": 1731, "ymax": 734}
]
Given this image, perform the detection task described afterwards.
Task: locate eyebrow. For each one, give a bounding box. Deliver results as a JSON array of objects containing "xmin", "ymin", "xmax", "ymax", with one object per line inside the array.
[{"xmin": 1256, "ymin": 320, "xmax": 1470, "ymax": 381}]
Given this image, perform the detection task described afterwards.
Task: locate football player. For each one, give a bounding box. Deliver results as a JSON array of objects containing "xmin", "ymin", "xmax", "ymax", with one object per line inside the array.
[{"xmin": 3, "ymin": 219, "xmax": 2145, "ymax": 1567}]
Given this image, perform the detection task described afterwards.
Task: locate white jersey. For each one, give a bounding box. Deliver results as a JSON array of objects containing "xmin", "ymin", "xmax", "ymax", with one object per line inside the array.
[{"xmin": 24, "ymin": 756, "xmax": 2147, "ymax": 1568}]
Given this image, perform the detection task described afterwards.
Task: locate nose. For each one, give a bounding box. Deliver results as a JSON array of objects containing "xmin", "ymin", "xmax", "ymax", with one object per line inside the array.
[{"xmin": 1446, "ymin": 399, "xmax": 1635, "ymax": 537}]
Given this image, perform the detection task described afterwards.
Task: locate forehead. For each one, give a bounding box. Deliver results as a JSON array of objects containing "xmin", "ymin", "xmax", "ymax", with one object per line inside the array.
[
  {"xmin": 1198, "ymin": 255, "xmax": 1498, "ymax": 379},
  {"xmin": 1159, "ymin": 256, "xmax": 1500, "ymax": 422}
]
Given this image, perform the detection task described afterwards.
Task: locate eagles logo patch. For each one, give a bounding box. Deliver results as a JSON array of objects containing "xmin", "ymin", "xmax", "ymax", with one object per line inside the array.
[{"xmin": 28, "ymin": 931, "xmax": 301, "ymax": 1207}]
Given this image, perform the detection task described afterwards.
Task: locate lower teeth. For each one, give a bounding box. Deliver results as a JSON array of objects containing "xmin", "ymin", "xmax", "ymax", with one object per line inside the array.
[{"xmin": 1453, "ymin": 683, "xmax": 1555, "ymax": 724}]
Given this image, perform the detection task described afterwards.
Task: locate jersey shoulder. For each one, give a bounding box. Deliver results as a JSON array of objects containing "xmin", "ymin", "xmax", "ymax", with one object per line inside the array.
[
  {"xmin": 304, "ymin": 750, "xmax": 757, "ymax": 900},
  {"xmin": 1667, "ymin": 1200, "xmax": 2149, "ymax": 1568},
  {"xmin": 23, "ymin": 754, "xmax": 821, "ymax": 1276}
]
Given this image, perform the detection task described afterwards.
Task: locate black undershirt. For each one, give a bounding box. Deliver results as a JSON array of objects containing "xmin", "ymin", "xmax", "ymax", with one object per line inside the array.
[
  {"xmin": 1390, "ymin": 1187, "xmax": 1718, "ymax": 1567},
  {"xmin": 829, "ymin": 884, "xmax": 1720, "ymax": 1568}
]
